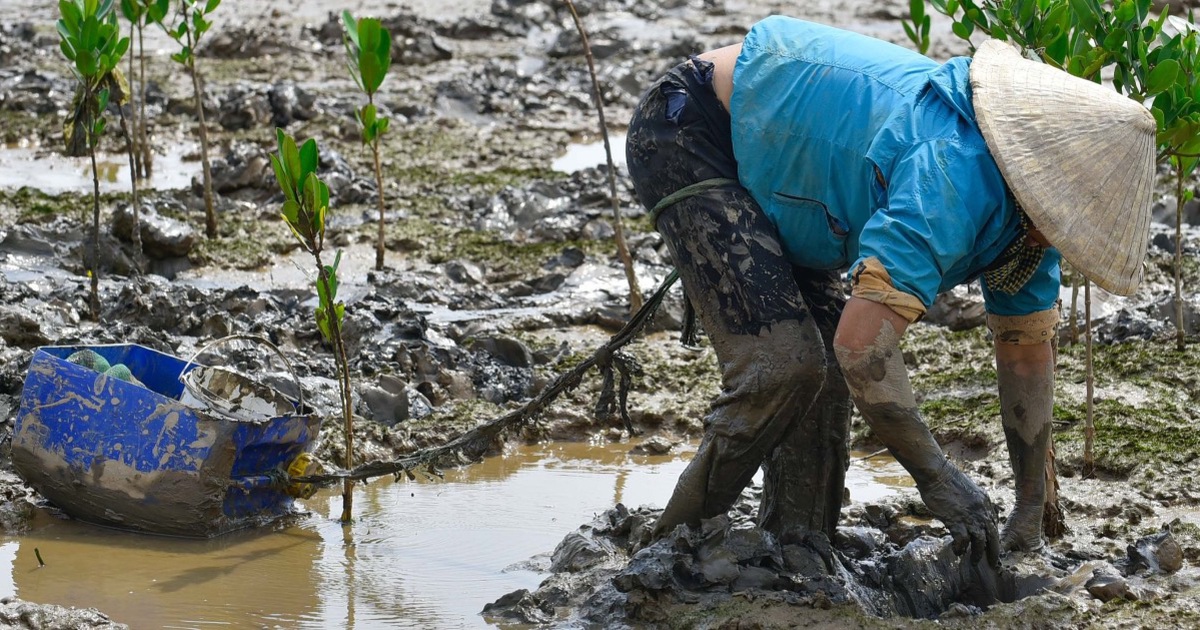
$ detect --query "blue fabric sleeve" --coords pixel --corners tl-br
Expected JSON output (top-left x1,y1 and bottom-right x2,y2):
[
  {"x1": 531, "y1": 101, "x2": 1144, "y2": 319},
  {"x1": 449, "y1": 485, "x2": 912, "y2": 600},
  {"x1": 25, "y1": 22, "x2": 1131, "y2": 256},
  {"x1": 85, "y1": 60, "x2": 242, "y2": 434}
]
[
  {"x1": 981, "y1": 248, "x2": 1063, "y2": 316},
  {"x1": 855, "y1": 141, "x2": 993, "y2": 308}
]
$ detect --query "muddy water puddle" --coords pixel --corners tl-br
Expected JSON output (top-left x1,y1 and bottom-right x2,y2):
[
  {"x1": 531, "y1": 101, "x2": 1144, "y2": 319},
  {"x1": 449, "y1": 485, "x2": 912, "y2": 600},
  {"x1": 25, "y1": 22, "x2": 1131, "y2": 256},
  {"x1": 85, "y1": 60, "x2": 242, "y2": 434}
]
[
  {"x1": 1, "y1": 442, "x2": 911, "y2": 628},
  {"x1": 0, "y1": 146, "x2": 200, "y2": 194},
  {"x1": 551, "y1": 135, "x2": 627, "y2": 173}
]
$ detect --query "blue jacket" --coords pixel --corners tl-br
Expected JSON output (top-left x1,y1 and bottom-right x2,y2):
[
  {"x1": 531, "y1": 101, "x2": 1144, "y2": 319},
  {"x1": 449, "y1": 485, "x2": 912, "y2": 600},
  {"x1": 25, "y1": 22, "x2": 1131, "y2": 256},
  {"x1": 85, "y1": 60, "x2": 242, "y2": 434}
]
[{"x1": 729, "y1": 16, "x2": 1060, "y2": 315}]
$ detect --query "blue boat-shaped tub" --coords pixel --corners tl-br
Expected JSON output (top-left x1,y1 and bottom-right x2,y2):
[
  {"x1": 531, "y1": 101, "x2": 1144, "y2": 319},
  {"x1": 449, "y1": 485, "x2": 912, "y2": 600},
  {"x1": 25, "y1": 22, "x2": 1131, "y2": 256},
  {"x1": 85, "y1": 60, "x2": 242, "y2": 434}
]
[{"x1": 12, "y1": 344, "x2": 322, "y2": 537}]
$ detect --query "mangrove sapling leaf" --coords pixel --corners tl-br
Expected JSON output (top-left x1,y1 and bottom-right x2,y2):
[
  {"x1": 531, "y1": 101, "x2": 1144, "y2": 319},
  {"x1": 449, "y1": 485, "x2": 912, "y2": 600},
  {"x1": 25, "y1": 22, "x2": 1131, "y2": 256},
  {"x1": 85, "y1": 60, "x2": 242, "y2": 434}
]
[
  {"x1": 343, "y1": 12, "x2": 394, "y2": 271},
  {"x1": 1148, "y1": 59, "x2": 1182, "y2": 96}
]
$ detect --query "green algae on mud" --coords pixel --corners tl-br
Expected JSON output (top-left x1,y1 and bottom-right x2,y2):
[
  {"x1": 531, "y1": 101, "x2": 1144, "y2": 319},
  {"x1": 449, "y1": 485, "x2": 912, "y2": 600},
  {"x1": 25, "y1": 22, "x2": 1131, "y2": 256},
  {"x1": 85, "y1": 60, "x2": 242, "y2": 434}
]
[{"x1": 0, "y1": 187, "x2": 129, "y2": 223}]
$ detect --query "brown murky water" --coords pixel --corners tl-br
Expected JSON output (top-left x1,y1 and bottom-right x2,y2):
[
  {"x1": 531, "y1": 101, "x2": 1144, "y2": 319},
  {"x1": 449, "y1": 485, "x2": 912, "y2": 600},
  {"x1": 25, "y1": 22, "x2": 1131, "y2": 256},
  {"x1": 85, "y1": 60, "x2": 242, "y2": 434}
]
[{"x1": 0, "y1": 441, "x2": 911, "y2": 629}]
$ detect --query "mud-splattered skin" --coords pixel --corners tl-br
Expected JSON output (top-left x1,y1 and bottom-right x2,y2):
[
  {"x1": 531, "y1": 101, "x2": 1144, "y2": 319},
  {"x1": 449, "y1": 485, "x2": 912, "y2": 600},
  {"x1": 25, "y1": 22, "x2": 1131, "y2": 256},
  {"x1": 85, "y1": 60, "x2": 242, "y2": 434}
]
[
  {"x1": 995, "y1": 341, "x2": 1054, "y2": 551},
  {"x1": 627, "y1": 60, "x2": 848, "y2": 540},
  {"x1": 834, "y1": 301, "x2": 1000, "y2": 567}
]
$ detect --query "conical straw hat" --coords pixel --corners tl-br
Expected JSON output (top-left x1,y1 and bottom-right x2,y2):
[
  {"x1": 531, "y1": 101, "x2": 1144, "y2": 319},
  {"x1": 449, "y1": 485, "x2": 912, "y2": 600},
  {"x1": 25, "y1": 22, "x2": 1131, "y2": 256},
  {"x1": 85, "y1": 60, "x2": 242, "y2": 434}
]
[{"x1": 970, "y1": 39, "x2": 1157, "y2": 296}]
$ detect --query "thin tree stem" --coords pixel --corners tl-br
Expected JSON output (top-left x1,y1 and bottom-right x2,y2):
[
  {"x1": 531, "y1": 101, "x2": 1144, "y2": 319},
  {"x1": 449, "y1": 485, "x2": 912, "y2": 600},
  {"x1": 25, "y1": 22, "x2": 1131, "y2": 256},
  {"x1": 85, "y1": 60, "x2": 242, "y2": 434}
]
[
  {"x1": 89, "y1": 145, "x2": 101, "y2": 320},
  {"x1": 138, "y1": 23, "x2": 152, "y2": 178},
  {"x1": 117, "y1": 105, "x2": 142, "y2": 254},
  {"x1": 370, "y1": 93, "x2": 387, "y2": 271},
  {"x1": 185, "y1": 21, "x2": 217, "y2": 239},
  {"x1": 1083, "y1": 279, "x2": 1095, "y2": 479},
  {"x1": 1069, "y1": 266, "x2": 1079, "y2": 345},
  {"x1": 564, "y1": 0, "x2": 642, "y2": 313},
  {"x1": 127, "y1": 19, "x2": 141, "y2": 178},
  {"x1": 1176, "y1": 158, "x2": 1186, "y2": 351},
  {"x1": 315, "y1": 250, "x2": 355, "y2": 523}
]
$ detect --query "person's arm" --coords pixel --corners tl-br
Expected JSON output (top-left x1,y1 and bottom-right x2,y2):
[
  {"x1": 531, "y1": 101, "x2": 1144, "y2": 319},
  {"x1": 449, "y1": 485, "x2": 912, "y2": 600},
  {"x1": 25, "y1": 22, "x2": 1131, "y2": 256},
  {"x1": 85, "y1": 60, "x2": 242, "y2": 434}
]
[
  {"x1": 991, "y1": 314, "x2": 1056, "y2": 551},
  {"x1": 834, "y1": 297, "x2": 1000, "y2": 567}
]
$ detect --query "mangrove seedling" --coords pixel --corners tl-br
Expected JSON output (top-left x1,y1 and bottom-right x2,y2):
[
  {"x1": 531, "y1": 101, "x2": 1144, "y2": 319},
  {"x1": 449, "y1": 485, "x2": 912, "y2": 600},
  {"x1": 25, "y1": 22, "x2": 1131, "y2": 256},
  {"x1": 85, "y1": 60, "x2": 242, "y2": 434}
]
[
  {"x1": 270, "y1": 128, "x2": 357, "y2": 523},
  {"x1": 58, "y1": 0, "x2": 131, "y2": 319},
  {"x1": 153, "y1": 0, "x2": 220, "y2": 239},
  {"x1": 342, "y1": 11, "x2": 392, "y2": 271},
  {"x1": 119, "y1": 0, "x2": 155, "y2": 179},
  {"x1": 563, "y1": 0, "x2": 643, "y2": 312}
]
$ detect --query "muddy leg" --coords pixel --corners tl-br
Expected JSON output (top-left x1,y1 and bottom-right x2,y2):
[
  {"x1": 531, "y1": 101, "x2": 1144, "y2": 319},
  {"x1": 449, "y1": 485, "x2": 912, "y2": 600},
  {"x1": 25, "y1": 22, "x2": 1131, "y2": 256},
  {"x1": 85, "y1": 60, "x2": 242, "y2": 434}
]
[
  {"x1": 759, "y1": 273, "x2": 849, "y2": 539},
  {"x1": 624, "y1": 61, "x2": 826, "y2": 539},
  {"x1": 996, "y1": 344, "x2": 1053, "y2": 551},
  {"x1": 649, "y1": 192, "x2": 826, "y2": 537}
]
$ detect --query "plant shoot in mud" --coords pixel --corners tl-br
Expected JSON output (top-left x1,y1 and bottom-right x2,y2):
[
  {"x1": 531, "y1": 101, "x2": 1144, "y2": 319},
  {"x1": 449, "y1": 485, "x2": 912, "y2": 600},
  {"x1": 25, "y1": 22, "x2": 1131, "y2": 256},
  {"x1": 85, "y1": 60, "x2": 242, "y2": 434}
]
[
  {"x1": 119, "y1": 0, "x2": 155, "y2": 180},
  {"x1": 152, "y1": 0, "x2": 220, "y2": 239},
  {"x1": 342, "y1": 12, "x2": 393, "y2": 272},
  {"x1": 270, "y1": 128, "x2": 357, "y2": 523},
  {"x1": 563, "y1": 0, "x2": 643, "y2": 313},
  {"x1": 57, "y1": 0, "x2": 131, "y2": 319}
]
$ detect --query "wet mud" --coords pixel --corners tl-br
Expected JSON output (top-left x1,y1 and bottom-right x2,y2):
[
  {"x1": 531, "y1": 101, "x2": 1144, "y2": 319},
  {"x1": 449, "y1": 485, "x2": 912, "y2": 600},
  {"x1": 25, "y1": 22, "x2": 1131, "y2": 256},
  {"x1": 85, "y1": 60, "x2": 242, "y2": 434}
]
[{"x1": 0, "y1": 0, "x2": 1198, "y2": 627}]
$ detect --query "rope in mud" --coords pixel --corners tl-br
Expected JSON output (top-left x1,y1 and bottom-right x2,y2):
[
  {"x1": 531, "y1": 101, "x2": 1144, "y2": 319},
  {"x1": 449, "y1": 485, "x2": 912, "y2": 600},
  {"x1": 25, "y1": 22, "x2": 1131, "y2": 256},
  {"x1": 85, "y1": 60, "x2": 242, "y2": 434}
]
[{"x1": 290, "y1": 269, "x2": 681, "y2": 485}]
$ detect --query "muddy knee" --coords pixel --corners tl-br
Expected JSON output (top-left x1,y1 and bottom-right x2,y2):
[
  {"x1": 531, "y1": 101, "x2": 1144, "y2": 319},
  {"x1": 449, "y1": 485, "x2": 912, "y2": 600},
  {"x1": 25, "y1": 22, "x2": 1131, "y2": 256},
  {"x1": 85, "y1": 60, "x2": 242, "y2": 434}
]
[{"x1": 729, "y1": 332, "x2": 826, "y2": 406}]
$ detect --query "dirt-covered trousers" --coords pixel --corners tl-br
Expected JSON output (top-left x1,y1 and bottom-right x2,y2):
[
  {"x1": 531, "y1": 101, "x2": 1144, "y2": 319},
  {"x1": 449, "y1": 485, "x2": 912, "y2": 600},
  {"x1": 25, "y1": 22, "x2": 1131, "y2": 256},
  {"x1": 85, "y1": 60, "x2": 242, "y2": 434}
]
[{"x1": 626, "y1": 58, "x2": 852, "y2": 539}]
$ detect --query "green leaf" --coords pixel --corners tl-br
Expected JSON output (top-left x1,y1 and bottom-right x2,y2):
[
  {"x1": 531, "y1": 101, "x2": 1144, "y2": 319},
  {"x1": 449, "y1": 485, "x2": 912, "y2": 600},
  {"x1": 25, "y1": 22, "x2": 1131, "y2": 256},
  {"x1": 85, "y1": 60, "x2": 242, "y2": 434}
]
[
  {"x1": 147, "y1": 0, "x2": 167, "y2": 23},
  {"x1": 903, "y1": 20, "x2": 919, "y2": 47},
  {"x1": 97, "y1": 87, "x2": 109, "y2": 111},
  {"x1": 1017, "y1": 0, "x2": 1035, "y2": 29},
  {"x1": 281, "y1": 198, "x2": 300, "y2": 226},
  {"x1": 342, "y1": 10, "x2": 359, "y2": 48},
  {"x1": 360, "y1": 55, "x2": 382, "y2": 95},
  {"x1": 1104, "y1": 29, "x2": 1126, "y2": 51},
  {"x1": 119, "y1": 0, "x2": 139, "y2": 21},
  {"x1": 340, "y1": 10, "x2": 357, "y2": 47},
  {"x1": 316, "y1": 307, "x2": 332, "y2": 341},
  {"x1": 952, "y1": 19, "x2": 973, "y2": 41},
  {"x1": 194, "y1": 13, "x2": 210, "y2": 37},
  {"x1": 59, "y1": 37, "x2": 76, "y2": 61},
  {"x1": 378, "y1": 26, "x2": 392, "y2": 66},
  {"x1": 1115, "y1": 0, "x2": 1136, "y2": 23},
  {"x1": 113, "y1": 33, "x2": 129, "y2": 58},
  {"x1": 909, "y1": 0, "x2": 924, "y2": 23},
  {"x1": 204, "y1": 0, "x2": 220, "y2": 14},
  {"x1": 1152, "y1": 104, "x2": 1166, "y2": 131},
  {"x1": 318, "y1": 179, "x2": 330, "y2": 217},
  {"x1": 1147, "y1": 58, "x2": 1181, "y2": 95},
  {"x1": 282, "y1": 133, "x2": 301, "y2": 189},
  {"x1": 97, "y1": 0, "x2": 115, "y2": 20},
  {"x1": 60, "y1": 0, "x2": 83, "y2": 33},
  {"x1": 270, "y1": 152, "x2": 295, "y2": 202},
  {"x1": 299, "y1": 138, "x2": 318, "y2": 184},
  {"x1": 77, "y1": 49, "x2": 98, "y2": 77}
]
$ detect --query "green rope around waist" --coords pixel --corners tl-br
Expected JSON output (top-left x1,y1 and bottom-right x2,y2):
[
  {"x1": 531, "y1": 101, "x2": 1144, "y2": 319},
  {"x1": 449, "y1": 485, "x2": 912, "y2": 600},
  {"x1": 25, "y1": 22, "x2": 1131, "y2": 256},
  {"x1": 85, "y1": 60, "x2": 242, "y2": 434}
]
[{"x1": 648, "y1": 177, "x2": 739, "y2": 226}]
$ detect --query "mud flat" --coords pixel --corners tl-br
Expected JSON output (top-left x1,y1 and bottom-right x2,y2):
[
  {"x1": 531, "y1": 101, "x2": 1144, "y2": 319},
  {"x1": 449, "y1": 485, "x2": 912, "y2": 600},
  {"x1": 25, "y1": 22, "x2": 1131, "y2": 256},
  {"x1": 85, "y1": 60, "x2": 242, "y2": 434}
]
[{"x1": 0, "y1": 0, "x2": 1198, "y2": 628}]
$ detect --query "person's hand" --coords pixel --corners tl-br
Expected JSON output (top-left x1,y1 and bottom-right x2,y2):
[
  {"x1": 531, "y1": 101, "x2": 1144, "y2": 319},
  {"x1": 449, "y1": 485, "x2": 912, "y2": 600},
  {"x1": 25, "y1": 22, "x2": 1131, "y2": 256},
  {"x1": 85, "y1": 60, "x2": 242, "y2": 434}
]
[{"x1": 918, "y1": 461, "x2": 1000, "y2": 568}]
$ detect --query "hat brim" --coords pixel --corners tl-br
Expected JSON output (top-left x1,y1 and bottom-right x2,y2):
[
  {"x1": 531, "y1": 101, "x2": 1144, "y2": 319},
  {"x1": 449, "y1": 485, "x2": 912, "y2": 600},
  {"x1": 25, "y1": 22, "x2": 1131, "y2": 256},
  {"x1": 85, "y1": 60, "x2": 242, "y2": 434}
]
[{"x1": 970, "y1": 40, "x2": 1156, "y2": 297}]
